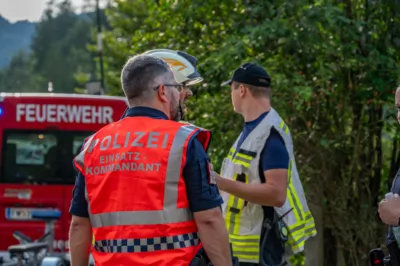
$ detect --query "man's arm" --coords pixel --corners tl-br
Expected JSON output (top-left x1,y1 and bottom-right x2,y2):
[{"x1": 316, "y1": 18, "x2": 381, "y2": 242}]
[
  {"x1": 183, "y1": 138, "x2": 232, "y2": 266},
  {"x1": 216, "y1": 128, "x2": 289, "y2": 207},
  {"x1": 68, "y1": 172, "x2": 92, "y2": 266},
  {"x1": 69, "y1": 215, "x2": 92, "y2": 266}
]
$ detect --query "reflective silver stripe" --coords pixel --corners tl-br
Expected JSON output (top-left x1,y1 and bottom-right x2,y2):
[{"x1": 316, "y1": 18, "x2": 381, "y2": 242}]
[
  {"x1": 305, "y1": 226, "x2": 316, "y2": 235},
  {"x1": 288, "y1": 185, "x2": 303, "y2": 220},
  {"x1": 289, "y1": 223, "x2": 305, "y2": 233},
  {"x1": 90, "y1": 209, "x2": 193, "y2": 227},
  {"x1": 75, "y1": 135, "x2": 95, "y2": 170},
  {"x1": 88, "y1": 125, "x2": 198, "y2": 228},
  {"x1": 290, "y1": 235, "x2": 305, "y2": 246}
]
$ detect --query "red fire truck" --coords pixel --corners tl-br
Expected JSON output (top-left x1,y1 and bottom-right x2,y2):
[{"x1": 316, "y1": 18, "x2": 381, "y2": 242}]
[{"x1": 0, "y1": 93, "x2": 127, "y2": 259}]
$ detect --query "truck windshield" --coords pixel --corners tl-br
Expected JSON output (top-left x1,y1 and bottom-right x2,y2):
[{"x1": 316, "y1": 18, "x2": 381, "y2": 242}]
[{"x1": 1, "y1": 130, "x2": 93, "y2": 185}]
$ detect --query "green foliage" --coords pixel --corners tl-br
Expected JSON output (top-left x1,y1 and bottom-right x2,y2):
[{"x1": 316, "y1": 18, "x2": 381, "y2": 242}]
[
  {"x1": 0, "y1": 0, "x2": 99, "y2": 93},
  {"x1": 31, "y1": 0, "x2": 97, "y2": 93},
  {"x1": 0, "y1": 51, "x2": 43, "y2": 92},
  {"x1": 101, "y1": 0, "x2": 400, "y2": 265}
]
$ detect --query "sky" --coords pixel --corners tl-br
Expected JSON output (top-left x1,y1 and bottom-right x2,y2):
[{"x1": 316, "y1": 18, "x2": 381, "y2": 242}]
[{"x1": 0, "y1": 0, "x2": 88, "y2": 22}]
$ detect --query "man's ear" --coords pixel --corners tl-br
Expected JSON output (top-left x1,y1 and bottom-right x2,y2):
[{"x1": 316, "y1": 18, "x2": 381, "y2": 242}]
[
  {"x1": 239, "y1": 84, "x2": 246, "y2": 98},
  {"x1": 157, "y1": 85, "x2": 168, "y2": 103}
]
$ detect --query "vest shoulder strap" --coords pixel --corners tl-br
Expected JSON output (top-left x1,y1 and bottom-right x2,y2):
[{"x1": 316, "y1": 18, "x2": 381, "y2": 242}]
[
  {"x1": 184, "y1": 124, "x2": 212, "y2": 153},
  {"x1": 238, "y1": 108, "x2": 294, "y2": 154},
  {"x1": 74, "y1": 134, "x2": 96, "y2": 173}
]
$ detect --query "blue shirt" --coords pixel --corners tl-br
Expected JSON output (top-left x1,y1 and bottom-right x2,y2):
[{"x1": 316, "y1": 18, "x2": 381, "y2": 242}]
[
  {"x1": 236, "y1": 111, "x2": 290, "y2": 180},
  {"x1": 69, "y1": 107, "x2": 223, "y2": 217},
  {"x1": 236, "y1": 111, "x2": 289, "y2": 263},
  {"x1": 388, "y1": 170, "x2": 400, "y2": 244},
  {"x1": 236, "y1": 111, "x2": 289, "y2": 219}
]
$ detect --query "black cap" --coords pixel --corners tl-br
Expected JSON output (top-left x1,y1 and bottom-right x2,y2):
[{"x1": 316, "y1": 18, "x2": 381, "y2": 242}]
[{"x1": 221, "y1": 63, "x2": 271, "y2": 87}]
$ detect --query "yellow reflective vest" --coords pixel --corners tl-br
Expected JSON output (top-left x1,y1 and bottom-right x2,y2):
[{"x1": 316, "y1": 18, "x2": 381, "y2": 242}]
[{"x1": 220, "y1": 108, "x2": 316, "y2": 263}]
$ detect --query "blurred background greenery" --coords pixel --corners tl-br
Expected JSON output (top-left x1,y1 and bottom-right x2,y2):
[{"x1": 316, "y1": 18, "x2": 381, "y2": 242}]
[{"x1": 1, "y1": 0, "x2": 400, "y2": 265}]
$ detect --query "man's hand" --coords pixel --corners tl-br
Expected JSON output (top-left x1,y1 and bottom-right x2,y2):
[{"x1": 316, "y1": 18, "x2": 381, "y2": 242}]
[{"x1": 379, "y1": 194, "x2": 400, "y2": 226}]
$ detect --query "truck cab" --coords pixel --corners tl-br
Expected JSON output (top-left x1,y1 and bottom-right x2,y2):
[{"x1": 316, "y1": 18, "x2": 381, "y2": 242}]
[{"x1": 0, "y1": 93, "x2": 127, "y2": 260}]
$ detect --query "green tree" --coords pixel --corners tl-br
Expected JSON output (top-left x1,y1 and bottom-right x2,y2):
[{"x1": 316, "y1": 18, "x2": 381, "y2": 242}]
[
  {"x1": 30, "y1": 0, "x2": 97, "y2": 93},
  {"x1": 0, "y1": 51, "x2": 42, "y2": 92},
  {"x1": 1, "y1": 0, "x2": 100, "y2": 93},
  {"x1": 102, "y1": 1, "x2": 400, "y2": 265}
]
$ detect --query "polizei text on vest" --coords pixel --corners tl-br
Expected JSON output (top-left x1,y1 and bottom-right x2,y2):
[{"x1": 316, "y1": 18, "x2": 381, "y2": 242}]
[{"x1": 84, "y1": 132, "x2": 169, "y2": 175}]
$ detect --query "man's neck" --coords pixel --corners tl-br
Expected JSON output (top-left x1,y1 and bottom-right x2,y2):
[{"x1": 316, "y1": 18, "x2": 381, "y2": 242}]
[
  {"x1": 242, "y1": 98, "x2": 271, "y2": 122},
  {"x1": 128, "y1": 102, "x2": 170, "y2": 119}
]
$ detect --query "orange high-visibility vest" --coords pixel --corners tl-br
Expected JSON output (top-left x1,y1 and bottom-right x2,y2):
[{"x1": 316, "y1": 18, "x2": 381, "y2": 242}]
[{"x1": 74, "y1": 116, "x2": 211, "y2": 266}]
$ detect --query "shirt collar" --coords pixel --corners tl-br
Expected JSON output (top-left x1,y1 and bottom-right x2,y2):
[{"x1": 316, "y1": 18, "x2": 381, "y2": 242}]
[
  {"x1": 245, "y1": 111, "x2": 269, "y2": 126},
  {"x1": 124, "y1": 107, "x2": 169, "y2": 120}
]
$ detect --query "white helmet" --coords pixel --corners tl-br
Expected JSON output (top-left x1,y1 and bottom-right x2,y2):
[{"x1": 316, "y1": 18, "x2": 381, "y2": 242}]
[{"x1": 143, "y1": 49, "x2": 203, "y2": 86}]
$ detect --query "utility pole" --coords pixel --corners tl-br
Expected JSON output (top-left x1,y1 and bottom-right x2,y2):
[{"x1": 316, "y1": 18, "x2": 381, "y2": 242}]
[{"x1": 96, "y1": 0, "x2": 105, "y2": 94}]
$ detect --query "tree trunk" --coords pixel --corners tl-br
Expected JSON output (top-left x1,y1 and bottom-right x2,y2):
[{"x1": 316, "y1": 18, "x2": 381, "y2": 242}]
[
  {"x1": 336, "y1": 246, "x2": 346, "y2": 266},
  {"x1": 305, "y1": 202, "x2": 324, "y2": 266}
]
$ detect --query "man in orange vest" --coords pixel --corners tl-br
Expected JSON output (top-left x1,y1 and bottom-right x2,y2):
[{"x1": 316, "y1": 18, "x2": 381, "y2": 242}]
[{"x1": 68, "y1": 54, "x2": 232, "y2": 266}]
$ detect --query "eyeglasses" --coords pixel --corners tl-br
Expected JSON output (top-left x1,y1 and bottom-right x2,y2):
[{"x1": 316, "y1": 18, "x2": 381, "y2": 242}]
[{"x1": 153, "y1": 84, "x2": 185, "y2": 93}]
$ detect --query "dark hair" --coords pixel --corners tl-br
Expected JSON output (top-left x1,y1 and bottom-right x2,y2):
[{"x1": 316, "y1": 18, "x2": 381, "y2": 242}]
[
  {"x1": 232, "y1": 81, "x2": 270, "y2": 98},
  {"x1": 121, "y1": 54, "x2": 171, "y2": 103}
]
